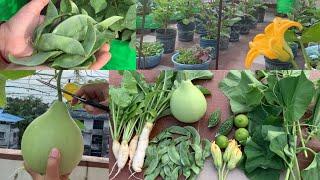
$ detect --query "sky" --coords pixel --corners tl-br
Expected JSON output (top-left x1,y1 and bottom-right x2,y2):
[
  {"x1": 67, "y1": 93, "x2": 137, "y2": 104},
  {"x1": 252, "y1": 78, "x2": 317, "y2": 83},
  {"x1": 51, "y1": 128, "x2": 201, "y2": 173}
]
[{"x1": 5, "y1": 70, "x2": 109, "y2": 104}]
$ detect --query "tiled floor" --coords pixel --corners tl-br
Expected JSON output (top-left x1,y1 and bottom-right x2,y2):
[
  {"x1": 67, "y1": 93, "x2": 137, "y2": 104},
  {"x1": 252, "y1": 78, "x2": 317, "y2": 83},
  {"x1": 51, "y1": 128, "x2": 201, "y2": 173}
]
[{"x1": 137, "y1": 10, "x2": 303, "y2": 70}]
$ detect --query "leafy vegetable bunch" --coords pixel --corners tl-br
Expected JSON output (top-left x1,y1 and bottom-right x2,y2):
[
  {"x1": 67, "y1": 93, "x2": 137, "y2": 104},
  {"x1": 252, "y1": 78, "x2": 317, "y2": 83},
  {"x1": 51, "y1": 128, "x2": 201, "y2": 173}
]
[
  {"x1": 219, "y1": 70, "x2": 320, "y2": 180},
  {"x1": 8, "y1": 0, "x2": 123, "y2": 69},
  {"x1": 135, "y1": 42, "x2": 164, "y2": 57},
  {"x1": 109, "y1": 70, "x2": 214, "y2": 179},
  {"x1": 152, "y1": 0, "x2": 177, "y2": 31},
  {"x1": 176, "y1": 46, "x2": 212, "y2": 65},
  {"x1": 144, "y1": 126, "x2": 211, "y2": 180},
  {"x1": 72, "y1": 0, "x2": 136, "y2": 47}
]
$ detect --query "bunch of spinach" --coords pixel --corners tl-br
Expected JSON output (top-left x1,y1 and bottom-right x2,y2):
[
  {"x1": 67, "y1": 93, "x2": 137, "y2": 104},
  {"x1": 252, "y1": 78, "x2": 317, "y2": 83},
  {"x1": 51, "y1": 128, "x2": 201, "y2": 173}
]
[
  {"x1": 8, "y1": 0, "x2": 122, "y2": 69},
  {"x1": 219, "y1": 71, "x2": 320, "y2": 180},
  {"x1": 144, "y1": 126, "x2": 211, "y2": 180},
  {"x1": 72, "y1": 0, "x2": 136, "y2": 47}
]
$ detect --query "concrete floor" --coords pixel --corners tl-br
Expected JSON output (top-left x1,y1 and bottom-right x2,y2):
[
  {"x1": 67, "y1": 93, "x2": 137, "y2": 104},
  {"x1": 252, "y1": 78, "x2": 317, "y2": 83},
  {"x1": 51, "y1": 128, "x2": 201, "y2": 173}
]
[{"x1": 137, "y1": 10, "x2": 303, "y2": 70}]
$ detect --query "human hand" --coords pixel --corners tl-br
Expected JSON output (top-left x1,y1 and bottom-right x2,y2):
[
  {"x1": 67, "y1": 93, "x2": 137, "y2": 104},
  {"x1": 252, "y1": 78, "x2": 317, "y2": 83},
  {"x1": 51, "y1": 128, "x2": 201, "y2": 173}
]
[
  {"x1": 25, "y1": 148, "x2": 70, "y2": 180},
  {"x1": 71, "y1": 82, "x2": 108, "y2": 115},
  {"x1": 0, "y1": 0, "x2": 111, "y2": 69}
]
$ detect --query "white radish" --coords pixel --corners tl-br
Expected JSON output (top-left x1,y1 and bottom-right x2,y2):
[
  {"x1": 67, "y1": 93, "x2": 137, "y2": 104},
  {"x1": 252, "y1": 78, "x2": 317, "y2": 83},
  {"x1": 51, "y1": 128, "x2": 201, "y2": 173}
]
[
  {"x1": 132, "y1": 122, "x2": 154, "y2": 172},
  {"x1": 110, "y1": 140, "x2": 129, "y2": 180},
  {"x1": 128, "y1": 135, "x2": 139, "y2": 170},
  {"x1": 112, "y1": 140, "x2": 121, "y2": 160}
]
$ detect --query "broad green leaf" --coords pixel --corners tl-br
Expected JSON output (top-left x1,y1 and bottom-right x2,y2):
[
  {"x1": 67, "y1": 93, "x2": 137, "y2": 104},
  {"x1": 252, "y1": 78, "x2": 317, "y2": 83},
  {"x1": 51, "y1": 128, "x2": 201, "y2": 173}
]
[
  {"x1": 97, "y1": 16, "x2": 123, "y2": 29},
  {"x1": 301, "y1": 22, "x2": 320, "y2": 43},
  {"x1": 45, "y1": 1, "x2": 58, "y2": 21},
  {"x1": 195, "y1": 85, "x2": 211, "y2": 95},
  {"x1": 301, "y1": 153, "x2": 320, "y2": 180},
  {"x1": 276, "y1": 72, "x2": 315, "y2": 122},
  {"x1": 123, "y1": 5, "x2": 136, "y2": 30},
  {"x1": 8, "y1": 51, "x2": 62, "y2": 66},
  {"x1": 109, "y1": 87, "x2": 133, "y2": 107},
  {"x1": 121, "y1": 71, "x2": 138, "y2": 94},
  {"x1": 246, "y1": 167, "x2": 281, "y2": 180},
  {"x1": 176, "y1": 70, "x2": 214, "y2": 82}
]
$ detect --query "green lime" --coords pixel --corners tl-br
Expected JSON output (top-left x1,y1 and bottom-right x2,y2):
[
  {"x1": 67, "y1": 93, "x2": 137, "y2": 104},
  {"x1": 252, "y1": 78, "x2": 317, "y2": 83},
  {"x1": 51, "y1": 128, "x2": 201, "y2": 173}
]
[
  {"x1": 216, "y1": 135, "x2": 229, "y2": 149},
  {"x1": 234, "y1": 114, "x2": 249, "y2": 128},
  {"x1": 235, "y1": 128, "x2": 249, "y2": 142}
]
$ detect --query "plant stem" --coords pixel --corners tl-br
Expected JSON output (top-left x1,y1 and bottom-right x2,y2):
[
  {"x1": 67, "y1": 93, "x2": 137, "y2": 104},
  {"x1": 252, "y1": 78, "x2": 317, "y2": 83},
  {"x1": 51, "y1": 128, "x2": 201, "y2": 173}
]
[
  {"x1": 223, "y1": 169, "x2": 229, "y2": 180},
  {"x1": 57, "y1": 70, "x2": 63, "y2": 102},
  {"x1": 289, "y1": 57, "x2": 299, "y2": 69},
  {"x1": 297, "y1": 120, "x2": 308, "y2": 158},
  {"x1": 298, "y1": 38, "x2": 312, "y2": 69}
]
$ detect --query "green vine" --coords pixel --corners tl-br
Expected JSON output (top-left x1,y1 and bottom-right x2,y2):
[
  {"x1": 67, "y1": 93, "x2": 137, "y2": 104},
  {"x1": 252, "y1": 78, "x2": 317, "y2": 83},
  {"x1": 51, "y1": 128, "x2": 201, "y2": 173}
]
[{"x1": 57, "y1": 70, "x2": 63, "y2": 102}]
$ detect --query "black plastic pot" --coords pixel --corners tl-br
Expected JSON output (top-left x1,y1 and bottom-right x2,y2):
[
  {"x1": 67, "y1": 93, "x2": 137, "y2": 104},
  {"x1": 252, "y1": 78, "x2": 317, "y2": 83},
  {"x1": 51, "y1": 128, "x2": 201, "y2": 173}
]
[
  {"x1": 230, "y1": 23, "x2": 240, "y2": 42},
  {"x1": 220, "y1": 36, "x2": 230, "y2": 50},
  {"x1": 240, "y1": 17, "x2": 251, "y2": 35},
  {"x1": 156, "y1": 29, "x2": 177, "y2": 54},
  {"x1": 264, "y1": 57, "x2": 293, "y2": 70},
  {"x1": 257, "y1": 8, "x2": 266, "y2": 23},
  {"x1": 177, "y1": 21, "x2": 195, "y2": 42},
  {"x1": 200, "y1": 36, "x2": 217, "y2": 59},
  {"x1": 195, "y1": 19, "x2": 207, "y2": 35}
]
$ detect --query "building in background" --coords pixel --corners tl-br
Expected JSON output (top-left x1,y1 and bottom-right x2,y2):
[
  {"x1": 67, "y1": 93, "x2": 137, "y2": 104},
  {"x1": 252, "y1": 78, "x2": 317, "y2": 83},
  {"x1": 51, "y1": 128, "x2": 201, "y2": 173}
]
[
  {"x1": 70, "y1": 109, "x2": 109, "y2": 158},
  {"x1": 0, "y1": 109, "x2": 23, "y2": 149}
]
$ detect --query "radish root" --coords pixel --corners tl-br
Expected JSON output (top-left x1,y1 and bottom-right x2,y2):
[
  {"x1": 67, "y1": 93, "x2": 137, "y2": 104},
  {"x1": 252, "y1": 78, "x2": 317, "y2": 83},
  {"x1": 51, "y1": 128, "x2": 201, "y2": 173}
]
[
  {"x1": 132, "y1": 122, "x2": 153, "y2": 172},
  {"x1": 128, "y1": 135, "x2": 139, "y2": 171},
  {"x1": 110, "y1": 140, "x2": 129, "y2": 180}
]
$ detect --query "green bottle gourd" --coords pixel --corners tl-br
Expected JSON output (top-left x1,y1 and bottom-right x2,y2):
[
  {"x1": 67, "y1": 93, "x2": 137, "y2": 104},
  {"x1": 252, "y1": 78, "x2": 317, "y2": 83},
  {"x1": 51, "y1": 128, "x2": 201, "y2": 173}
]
[
  {"x1": 21, "y1": 101, "x2": 84, "y2": 175},
  {"x1": 170, "y1": 80, "x2": 207, "y2": 123}
]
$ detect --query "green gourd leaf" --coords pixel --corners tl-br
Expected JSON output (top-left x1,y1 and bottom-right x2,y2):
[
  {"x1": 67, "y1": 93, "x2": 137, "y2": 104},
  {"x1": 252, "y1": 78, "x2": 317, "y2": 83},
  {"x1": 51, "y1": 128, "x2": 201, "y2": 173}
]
[
  {"x1": 45, "y1": 1, "x2": 59, "y2": 22},
  {"x1": 89, "y1": 0, "x2": 108, "y2": 14},
  {"x1": 60, "y1": 0, "x2": 72, "y2": 14},
  {"x1": 8, "y1": 51, "x2": 62, "y2": 66},
  {"x1": 97, "y1": 16, "x2": 123, "y2": 30},
  {"x1": 37, "y1": 33, "x2": 85, "y2": 56}
]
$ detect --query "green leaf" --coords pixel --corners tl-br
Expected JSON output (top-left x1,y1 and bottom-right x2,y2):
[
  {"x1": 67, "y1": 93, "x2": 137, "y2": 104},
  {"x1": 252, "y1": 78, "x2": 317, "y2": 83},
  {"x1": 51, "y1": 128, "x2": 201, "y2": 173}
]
[
  {"x1": 0, "y1": 71, "x2": 34, "y2": 80},
  {"x1": 74, "y1": 119, "x2": 85, "y2": 130},
  {"x1": 246, "y1": 167, "x2": 281, "y2": 180},
  {"x1": 97, "y1": 16, "x2": 124, "y2": 29},
  {"x1": 301, "y1": 22, "x2": 320, "y2": 43},
  {"x1": 219, "y1": 71, "x2": 265, "y2": 113},
  {"x1": 121, "y1": 71, "x2": 138, "y2": 94},
  {"x1": 0, "y1": 76, "x2": 6, "y2": 108},
  {"x1": 195, "y1": 85, "x2": 211, "y2": 95},
  {"x1": 301, "y1": 153, "x2": 320, "y2": 180},
  {"x1": 109, "y1": 87, "x2": 133, "y2": 107},
  {"x1": 276, "y1": 72, "x2": 315, "y2": 122},
  {"x1": 285, "y1": 29, "x2": 299, "y2": 42},
  {"x1": 176, "y1": 70, "x2": 214, "y2": 81},
  {"x1": 89, "y1": 0, "x2": 108, "y2": 14}
]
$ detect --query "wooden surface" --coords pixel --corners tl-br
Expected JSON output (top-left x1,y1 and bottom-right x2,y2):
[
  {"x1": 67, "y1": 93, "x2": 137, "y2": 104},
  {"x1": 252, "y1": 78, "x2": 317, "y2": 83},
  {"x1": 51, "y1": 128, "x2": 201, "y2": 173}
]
[{"x1": 109, "y1": 70, "x2": 320, "y2": 180}]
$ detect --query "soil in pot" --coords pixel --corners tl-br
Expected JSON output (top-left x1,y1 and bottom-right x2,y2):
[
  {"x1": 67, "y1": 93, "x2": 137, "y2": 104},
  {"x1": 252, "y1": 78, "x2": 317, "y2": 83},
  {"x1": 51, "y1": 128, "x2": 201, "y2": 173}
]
[
  {"x1": 177, "y1": 21, "x2": 195, "y2": 42},
  {"x1": 156, "y1": 29, "x2": 177, "y2": 54},
  {"x1": 171, "y1": 52, "x2": 211, "y2": 70},
  {"x1": 240, "y1": 17, "x2": 251, "y2": 35},
  {"x1": 230, "y1": 23, "x2": 241, "y2": 42},
  {"x1": 219, "y1": 36, "x2": 230, "y2": 50},
  {"x1": 264, "y1": 57, "x2": 293, "y2": 70},
  {"x1": 200, "y1": 36, "x2": 217, "y2": 59}
]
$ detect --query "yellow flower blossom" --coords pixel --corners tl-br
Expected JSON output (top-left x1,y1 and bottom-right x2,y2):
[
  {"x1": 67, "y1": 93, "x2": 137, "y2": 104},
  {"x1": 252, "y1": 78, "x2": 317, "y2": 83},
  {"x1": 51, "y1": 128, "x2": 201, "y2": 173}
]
[{"x1": 245, "y1": 17, "x2": 303, "y2": 68}]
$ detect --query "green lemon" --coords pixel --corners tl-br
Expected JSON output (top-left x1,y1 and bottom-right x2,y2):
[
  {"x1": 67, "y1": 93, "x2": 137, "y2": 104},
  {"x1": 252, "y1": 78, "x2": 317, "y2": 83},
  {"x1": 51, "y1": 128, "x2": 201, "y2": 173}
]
[
  {"x1": 216, "y1": 135, "x2": 229, "y2": 149},
  {"x1": 234, "y1": 114, "x2": 249, "y2": 128},
  {"x1": 235, "y1": 128, "x2": 249, "y2": 142}
]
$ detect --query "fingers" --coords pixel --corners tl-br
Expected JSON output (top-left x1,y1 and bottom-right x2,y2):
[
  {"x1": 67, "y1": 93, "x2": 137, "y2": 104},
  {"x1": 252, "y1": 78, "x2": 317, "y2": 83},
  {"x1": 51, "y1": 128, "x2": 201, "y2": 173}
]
[
  {"x1": 45, "y1": 148, "x2": 60, "y2": 179},
  {"x1": 38, "y1": 15, "x2": 45, "y2": 25},
  {"x1": 91, "y1": 44, "x2": 111, "y2": 70},
  {"x1": 23, "y1": 0, "x2": 50, "y2": 16}
]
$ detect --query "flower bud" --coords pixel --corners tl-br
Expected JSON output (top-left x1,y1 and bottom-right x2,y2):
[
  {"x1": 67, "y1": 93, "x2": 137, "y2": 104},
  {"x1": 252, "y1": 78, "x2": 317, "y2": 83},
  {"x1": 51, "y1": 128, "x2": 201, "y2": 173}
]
[
  {"x1": 223, "y1": 139, "x2": 237, "y2": 162},
  {"x1": 227, "y1": 147, "x2": 242, "y2": 170},
  {"x1": 211, "y1": 141, "x2": 222, "y2": 169}
]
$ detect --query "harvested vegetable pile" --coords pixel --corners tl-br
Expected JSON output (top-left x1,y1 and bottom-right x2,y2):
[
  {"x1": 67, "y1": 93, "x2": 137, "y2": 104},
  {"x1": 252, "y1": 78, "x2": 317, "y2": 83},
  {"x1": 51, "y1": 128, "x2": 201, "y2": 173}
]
[
  {"x1": 109, "y1": 70, "x2": 214, "y2": 179},
  {"x1": 144, "y1": 126, "x2": 211, "y2": 180},
  {"x1": 8, "y1": 0, "x2": 123, "y2": 69},
  {"x1": 219, "y1": 70, "x2": 320, "y2": 180}
]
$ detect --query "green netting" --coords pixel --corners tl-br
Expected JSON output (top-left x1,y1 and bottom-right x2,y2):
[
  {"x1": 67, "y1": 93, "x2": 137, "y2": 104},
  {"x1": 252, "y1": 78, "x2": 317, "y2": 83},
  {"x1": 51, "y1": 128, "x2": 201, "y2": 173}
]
[
  {"x1": 277, "y1": 0, "x2": 295, "y2": 14},
  {"x1": 0, "y1": 0, "x2": 27, "y2": 21},
  {"x1": 137, "y1": 14, "x2": 161, "y2": 29},
  {"x1": 102, "y1": 40, "x2": 136, "y2": 70}
]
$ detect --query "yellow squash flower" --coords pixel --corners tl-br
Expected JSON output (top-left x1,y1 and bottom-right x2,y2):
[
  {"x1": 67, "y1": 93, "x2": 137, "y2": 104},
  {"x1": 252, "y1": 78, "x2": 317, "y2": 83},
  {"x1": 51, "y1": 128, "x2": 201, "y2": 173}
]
[
  {"x1": 211, "y1": 141, "x2": 223, "y2": 168},
  {"x1": 63, "y1": 83, "x2": 79, "y2": 101},
  {"x1": 245, "y1": 17, "x2": 303, "y2": 68}
]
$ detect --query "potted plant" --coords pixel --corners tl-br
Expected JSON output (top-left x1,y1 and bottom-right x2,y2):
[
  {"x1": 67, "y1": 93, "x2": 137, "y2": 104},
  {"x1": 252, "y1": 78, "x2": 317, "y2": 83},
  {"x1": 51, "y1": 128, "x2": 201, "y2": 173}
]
[
  {"x1": 176, "y1": 0, "x2": 201, "y2": 42},
  {"x1": 171, "y1": 45, "x2": 212, "y2": 70},
  {"x1": 136, "y1": 42, "x2": 164, "y2": 69},
  {"x1": 237, "y1": 1, "x2": 256, "y2": 34},
  {"x1": 153, "y1": 0, "x2": 177, "y2": 54},
  {"x1": 224, "y1": 2, "x2": 242, "y2": 42},
  {"x1": 253, "y1": 0, "x2": 268, "y2": 23},
  {"x1": 198, "y1": 2, "x2": 218, "y2": 59}
]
